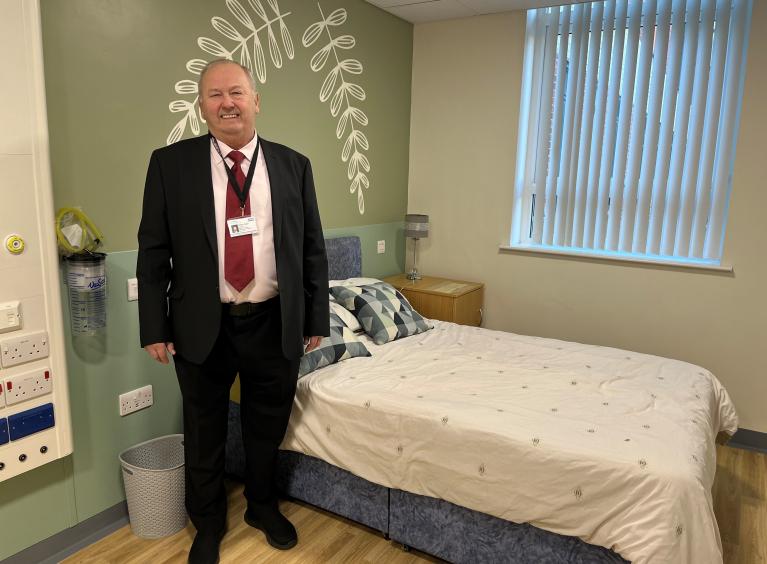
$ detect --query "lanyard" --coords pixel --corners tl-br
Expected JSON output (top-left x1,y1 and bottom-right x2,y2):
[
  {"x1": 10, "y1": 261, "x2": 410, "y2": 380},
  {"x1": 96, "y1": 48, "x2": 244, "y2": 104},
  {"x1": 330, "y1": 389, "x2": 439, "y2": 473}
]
[{"x1": 211, "y1": 134, "x2": 260, "y2": 213}]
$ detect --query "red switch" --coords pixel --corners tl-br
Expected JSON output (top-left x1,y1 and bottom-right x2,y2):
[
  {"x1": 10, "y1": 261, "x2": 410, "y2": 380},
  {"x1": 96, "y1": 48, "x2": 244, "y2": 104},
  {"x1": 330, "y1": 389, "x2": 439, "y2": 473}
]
[
  {"x1": 6, "y1": 382, "x2": 11, "y2": 390},
  {"x1": 44, "y1": 371, "x2": 50, "y2": 380}
]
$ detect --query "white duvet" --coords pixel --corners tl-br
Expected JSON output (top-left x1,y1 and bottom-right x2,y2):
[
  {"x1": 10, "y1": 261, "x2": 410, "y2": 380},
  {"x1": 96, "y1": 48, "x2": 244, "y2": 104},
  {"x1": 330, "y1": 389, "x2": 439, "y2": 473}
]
[{"x1": 281, "y1": 321, "x2": 738, "y2": 563}]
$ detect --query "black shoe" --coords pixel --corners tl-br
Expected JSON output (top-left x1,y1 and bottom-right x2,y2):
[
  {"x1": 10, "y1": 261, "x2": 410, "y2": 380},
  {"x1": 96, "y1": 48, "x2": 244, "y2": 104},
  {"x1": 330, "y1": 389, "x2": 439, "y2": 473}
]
[
  {"x1": 244, "y1": 503, "x2": 297, "y2": 550},
  {"x1": 188, "y1": 529, "x2": 225, "y2": 564}
]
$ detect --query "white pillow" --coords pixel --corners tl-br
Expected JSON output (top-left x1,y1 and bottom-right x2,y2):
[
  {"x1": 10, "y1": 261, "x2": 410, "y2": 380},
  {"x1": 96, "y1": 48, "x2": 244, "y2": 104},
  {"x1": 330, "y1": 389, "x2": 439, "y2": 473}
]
[
  {"x1": 329, "y1": 300, "x2": 362, "y2": 332},
  {"x1": 329, "y1": 277, "x2": 383, "y2": 288}
]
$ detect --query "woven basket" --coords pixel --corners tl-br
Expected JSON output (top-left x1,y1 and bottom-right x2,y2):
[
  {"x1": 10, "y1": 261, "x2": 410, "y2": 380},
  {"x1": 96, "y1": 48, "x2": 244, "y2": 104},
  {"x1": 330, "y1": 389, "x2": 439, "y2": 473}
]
[{"x1": 119, "y1": 434, "x2": 187, "y2": 538}]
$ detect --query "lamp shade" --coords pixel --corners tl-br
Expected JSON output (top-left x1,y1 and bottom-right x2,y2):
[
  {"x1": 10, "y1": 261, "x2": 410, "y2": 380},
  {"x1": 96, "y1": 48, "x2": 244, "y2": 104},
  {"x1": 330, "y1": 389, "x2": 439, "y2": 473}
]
[{"x1": 405, "y1": 214, "x2": 429, "y2": 239}]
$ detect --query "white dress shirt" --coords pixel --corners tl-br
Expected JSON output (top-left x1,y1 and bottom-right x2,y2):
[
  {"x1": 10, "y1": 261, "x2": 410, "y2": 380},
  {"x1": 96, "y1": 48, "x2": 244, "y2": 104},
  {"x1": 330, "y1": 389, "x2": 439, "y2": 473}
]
[{"x1": 210, "y1": 132, "x2": 279, "y2": 303}]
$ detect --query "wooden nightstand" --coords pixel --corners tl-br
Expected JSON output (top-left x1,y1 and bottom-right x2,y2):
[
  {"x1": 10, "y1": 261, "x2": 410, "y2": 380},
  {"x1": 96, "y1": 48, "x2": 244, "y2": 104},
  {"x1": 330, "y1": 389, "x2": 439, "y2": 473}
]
[{"x1": 384, "y1": 274, "x2": 484, "y2": 326}]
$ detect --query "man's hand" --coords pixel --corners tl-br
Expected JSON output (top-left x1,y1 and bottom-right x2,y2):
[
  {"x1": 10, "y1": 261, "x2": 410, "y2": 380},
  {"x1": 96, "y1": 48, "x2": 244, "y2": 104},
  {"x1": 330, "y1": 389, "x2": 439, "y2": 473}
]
[
  {"x1": 303, "y1": 336, "x2": 322, "y2": 353},
  {"x1": 145, "y1": 342, "x2": 176, "y2": 364}
]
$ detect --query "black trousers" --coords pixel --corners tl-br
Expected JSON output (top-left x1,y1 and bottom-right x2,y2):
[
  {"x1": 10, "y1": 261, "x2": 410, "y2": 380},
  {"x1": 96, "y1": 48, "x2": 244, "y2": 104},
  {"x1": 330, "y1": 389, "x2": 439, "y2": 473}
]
[{"x1": 173, "y1": 296, "x2": 299, "y2": 534}]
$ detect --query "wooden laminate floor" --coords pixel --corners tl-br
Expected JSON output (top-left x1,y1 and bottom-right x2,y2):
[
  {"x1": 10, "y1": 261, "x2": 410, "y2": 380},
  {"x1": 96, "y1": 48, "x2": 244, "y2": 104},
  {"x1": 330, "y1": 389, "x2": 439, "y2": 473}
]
[{"x1": 65, "y1": 445, "x2": 766, "y2": 563}]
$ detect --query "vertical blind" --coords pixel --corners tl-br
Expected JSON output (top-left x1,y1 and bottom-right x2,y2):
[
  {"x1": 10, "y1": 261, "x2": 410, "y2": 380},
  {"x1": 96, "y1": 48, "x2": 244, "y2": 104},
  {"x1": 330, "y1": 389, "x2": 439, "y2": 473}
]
[{"x1": 511, "y1": 0, "x2": 751, "y2": 263}]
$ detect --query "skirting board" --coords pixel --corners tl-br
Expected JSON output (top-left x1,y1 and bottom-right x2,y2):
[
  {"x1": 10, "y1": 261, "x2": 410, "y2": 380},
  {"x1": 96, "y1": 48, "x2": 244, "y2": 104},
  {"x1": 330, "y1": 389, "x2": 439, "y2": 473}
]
[
  {"x1": 729, "y1": 428, "x2": 767, "y2": 454},
  {"x1": 0, "y1": 501, "x2": 128, "y2": 564}
]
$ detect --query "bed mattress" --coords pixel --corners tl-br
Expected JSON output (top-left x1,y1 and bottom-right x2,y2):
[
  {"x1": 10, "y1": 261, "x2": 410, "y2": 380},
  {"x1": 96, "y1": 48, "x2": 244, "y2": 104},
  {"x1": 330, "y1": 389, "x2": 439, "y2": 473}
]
[{"x1": 281, "y1": 321, "x2": 737, "y2": 563}]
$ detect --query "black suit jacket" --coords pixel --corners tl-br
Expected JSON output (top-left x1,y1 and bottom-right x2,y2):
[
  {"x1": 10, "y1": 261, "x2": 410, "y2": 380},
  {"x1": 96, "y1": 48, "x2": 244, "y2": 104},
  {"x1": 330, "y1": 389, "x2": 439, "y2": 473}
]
[{"x1": 137, "y1": 134, "x2": 329, "y2": 364}]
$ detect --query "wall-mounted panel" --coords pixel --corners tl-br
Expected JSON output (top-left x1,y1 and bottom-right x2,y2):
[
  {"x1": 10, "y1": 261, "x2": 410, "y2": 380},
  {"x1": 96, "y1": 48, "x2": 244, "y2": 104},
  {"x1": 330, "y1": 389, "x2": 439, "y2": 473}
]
[
  {"x1": 0, "y1": 0, "x2": 73, "y2": 483},
  {"x1": 0, "y1": 0, "x2": 34, "y2": 155}
]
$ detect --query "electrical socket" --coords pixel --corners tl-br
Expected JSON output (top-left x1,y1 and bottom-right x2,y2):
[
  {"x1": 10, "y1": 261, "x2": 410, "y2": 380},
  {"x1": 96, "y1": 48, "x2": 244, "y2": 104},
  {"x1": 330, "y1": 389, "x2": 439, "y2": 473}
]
[
  {"x1": 0, "y1": 331, "x2": 49, "y2": 368},
  {"x1": 119, "y1": 385, "x2": 153, "y2": 416},
  {"x1": 3, "y1": 367, "x2": 53, "y2": 406}
]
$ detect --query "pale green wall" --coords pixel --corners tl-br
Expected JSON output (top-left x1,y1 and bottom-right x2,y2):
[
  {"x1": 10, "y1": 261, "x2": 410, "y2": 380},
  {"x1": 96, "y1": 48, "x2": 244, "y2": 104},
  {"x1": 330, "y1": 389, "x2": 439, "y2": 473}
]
[
  {"x1": 42, "y1": 0, "x2": 412, "y2": 250},
  {"x1": 0, "y1": 0, "x2": 411, "y2": 559},
  {"x1": 408, "y1": 9, "x2": 767, "y2": 432},
  {"x1": 63, "y1": 253, "x2": 186, "y2": 521},
  {"x1": 0, "y1": 459, "x2": 76, "y2": 558}
]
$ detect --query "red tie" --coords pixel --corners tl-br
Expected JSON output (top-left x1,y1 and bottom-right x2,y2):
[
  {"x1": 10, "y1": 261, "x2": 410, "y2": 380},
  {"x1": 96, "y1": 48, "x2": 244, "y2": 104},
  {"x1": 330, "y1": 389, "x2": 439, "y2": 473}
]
[{"x1": 224, "y1": 150, "x2": 254, "y2": 292}]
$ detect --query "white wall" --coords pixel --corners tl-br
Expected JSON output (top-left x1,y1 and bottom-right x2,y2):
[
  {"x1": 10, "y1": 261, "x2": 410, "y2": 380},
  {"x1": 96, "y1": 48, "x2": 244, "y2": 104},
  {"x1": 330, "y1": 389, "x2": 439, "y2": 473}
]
[{"x1": 407, "y1": 6, "x2": 767, "y2": 432}]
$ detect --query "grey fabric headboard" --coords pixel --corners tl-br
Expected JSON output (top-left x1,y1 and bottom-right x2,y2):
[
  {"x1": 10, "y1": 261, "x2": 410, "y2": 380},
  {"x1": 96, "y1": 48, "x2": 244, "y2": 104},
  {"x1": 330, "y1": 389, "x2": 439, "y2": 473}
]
[{"x1": 325, "y1": 236, "x2": 362, "y2": 280}]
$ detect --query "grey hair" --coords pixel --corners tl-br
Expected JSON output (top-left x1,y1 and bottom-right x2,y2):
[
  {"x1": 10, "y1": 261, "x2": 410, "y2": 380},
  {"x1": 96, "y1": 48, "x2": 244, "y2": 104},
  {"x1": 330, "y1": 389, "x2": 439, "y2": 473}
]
[{"x1": 197, "y1": 59, "x2": 258, "y2": 96}]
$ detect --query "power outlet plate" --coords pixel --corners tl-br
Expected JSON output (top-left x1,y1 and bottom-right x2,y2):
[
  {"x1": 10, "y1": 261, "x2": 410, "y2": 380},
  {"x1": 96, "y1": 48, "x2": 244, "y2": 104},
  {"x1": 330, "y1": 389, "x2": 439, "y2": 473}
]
[
  {"x1": 119, "y1": 385, "x2": 153, "y2": 416},
  {"x1": 3, "y1": 367, "x2": 53, "y2": 406},
  {"x1": 377, "y1": 240, "x2": 385, "y2": 254},
  {"x1": 0, "y1": 331, "x2": 49, "y2": 368}
]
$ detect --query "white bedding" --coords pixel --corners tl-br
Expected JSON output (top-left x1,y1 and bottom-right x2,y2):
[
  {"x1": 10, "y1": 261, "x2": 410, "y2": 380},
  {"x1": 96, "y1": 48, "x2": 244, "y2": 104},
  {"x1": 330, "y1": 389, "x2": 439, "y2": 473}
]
[{"x1": 281, "y1": 321, "x2": 737, "y2": 563}]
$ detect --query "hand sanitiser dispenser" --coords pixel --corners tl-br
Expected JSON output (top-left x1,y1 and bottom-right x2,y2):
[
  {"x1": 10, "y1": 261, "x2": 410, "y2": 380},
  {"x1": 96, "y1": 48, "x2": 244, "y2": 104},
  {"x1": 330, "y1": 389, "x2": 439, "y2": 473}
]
[{"x1": 0, "y1": 0, "x2": 73, "y2": 481}]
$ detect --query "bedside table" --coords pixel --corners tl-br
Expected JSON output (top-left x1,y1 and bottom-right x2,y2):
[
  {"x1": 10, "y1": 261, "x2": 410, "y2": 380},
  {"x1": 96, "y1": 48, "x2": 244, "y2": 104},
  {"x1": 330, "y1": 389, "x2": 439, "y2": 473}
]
[{"x1": 384, "y1": 274, "x2": 484, "y2": 326}]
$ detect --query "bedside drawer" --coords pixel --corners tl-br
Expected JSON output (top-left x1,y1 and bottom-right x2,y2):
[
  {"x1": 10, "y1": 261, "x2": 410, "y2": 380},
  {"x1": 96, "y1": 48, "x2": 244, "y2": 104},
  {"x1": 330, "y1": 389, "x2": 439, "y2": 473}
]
[
  {"x1": 400, "y1": 286, "x2": 483, "y2": 327},
  {"x1": 453, "y1": 287, "x2": 483, "y2": 326},
  {"x1": 385, "y1": 274, "x2": 484, "y2": 327}
]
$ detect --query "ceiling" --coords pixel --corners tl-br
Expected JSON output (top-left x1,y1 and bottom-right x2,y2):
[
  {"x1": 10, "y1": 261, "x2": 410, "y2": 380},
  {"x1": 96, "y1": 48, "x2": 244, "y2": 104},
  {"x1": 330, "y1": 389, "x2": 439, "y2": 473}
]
[{"x1": 364, "y1": 0, "x2": 587, "y2": 24}]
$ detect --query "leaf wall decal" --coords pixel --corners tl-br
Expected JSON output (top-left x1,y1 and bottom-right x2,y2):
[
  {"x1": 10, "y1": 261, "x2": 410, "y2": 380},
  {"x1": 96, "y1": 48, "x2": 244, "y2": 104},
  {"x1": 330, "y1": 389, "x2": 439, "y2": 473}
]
[
  {"x1": 198, "y1": 37, "x2": 229, "y2": 57},
  {"x1": 175, "y1": 79, "x2": 198, "y2": 94},
  {"x1": 186, "y1": 59, "x2": 208, "y2": 74},
  {"x1": 226, "y1": 0, "x2": 254, "y2": 30},
  {"x1": 247, "y1": 0, "x2": 267, "y2": 21},
  {"x1": 211, "y1": 17, "x2": 243, "y2": 41},
  {"x1": 304, "y1": 4, "x2": 372, "y2": 214},
  {"x1": 326, "y1": 8, "x2": 347, "y2": 26}
]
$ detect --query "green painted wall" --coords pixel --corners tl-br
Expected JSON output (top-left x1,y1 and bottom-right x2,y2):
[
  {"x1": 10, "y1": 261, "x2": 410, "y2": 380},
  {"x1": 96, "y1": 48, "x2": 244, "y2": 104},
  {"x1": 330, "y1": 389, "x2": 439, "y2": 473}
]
[
  {"x1": 42, "y1": 0, "x2": 413, "y2": 250},
  {"x1": 62, "y1": 253, "x2": 185, "y2": 522},
  {"x1": 0, "y1": 1, "x2": 411, "y2": 559},
  {"x1": 0, "y1": 459, "x2": 76, "y2": 558}
]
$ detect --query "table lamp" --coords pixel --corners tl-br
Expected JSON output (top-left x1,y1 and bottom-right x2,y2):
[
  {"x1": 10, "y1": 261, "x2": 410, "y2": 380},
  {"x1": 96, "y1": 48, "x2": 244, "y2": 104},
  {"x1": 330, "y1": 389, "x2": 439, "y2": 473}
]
[{"x1": 405, "y1": 214, "x2": 429, "y2": 280}]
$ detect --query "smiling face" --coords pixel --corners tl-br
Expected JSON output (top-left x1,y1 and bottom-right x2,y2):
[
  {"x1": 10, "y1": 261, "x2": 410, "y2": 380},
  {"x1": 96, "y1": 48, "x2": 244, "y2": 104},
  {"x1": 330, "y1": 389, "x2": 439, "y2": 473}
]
[{"x1": 198, "y1": 61, "x2": 260, "y2": 149}]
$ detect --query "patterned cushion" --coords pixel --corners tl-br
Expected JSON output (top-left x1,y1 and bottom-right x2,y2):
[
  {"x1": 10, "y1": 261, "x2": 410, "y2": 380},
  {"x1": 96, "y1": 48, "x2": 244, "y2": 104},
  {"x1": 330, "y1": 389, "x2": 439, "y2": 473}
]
[
  {"x1": 330, "y1": 282, "x2": 432, "y2": 345},
  {"x1": 330, "y1": 300, "x2": 362, "y2": 332},
  {"x1": 299, "y1": 311, "x2": 371, "y2": 377}
]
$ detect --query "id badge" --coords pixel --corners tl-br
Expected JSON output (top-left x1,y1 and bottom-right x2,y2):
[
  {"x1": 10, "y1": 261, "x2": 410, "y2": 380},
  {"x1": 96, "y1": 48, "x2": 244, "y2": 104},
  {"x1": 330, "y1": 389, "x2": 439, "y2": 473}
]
[{"x1": 227, "y1": 215, "x2": 258, "y2": 237}]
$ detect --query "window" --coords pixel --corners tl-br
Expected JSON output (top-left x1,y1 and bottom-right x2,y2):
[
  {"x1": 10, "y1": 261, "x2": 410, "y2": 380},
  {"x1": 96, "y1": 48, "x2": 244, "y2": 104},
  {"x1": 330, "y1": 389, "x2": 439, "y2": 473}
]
[{"x1": 510, "y1": 0, "x2": 752, "y2": 266}]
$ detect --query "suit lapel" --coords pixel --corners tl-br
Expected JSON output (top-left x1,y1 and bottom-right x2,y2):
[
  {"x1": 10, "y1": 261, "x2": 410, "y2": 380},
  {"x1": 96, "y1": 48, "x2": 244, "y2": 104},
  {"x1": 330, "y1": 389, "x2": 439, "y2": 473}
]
[
  {"x1": 260, "y1": 139, "x2": 284, "y2": 251},
  {"x1": 191, "y1": 135, "x2": 217, "y2": 260}
]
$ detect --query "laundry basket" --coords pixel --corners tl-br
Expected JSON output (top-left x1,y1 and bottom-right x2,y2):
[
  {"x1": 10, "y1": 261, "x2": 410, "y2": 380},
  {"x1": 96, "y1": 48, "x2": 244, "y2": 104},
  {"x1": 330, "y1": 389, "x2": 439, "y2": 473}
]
[{"x1": 119, "y1": 434, "x2": 187, "y2": 538}]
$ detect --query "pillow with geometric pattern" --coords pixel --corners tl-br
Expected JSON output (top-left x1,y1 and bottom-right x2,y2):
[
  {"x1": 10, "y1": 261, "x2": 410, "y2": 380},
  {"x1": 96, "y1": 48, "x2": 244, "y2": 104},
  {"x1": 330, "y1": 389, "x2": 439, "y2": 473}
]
[
  {"x1": 329, "y1": 281, "x2": 432, "y2": 345},
  {"x1": 298, "y1": 311, "x2": 371, "y2": 377}
]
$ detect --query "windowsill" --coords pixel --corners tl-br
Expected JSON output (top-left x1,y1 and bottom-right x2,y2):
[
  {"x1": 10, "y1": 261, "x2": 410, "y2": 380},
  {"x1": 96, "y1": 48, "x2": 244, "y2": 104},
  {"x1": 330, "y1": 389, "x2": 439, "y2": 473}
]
[{"x1": 499, "y1": 244, "x2": 734, "y2": 273}]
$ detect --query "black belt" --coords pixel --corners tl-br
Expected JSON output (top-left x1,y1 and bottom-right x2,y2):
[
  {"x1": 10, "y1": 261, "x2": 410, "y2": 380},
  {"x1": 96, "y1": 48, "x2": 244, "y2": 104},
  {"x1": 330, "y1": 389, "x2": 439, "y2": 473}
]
[{"x1": 223, "y1": 296, "x2": 279, "y2": 317}]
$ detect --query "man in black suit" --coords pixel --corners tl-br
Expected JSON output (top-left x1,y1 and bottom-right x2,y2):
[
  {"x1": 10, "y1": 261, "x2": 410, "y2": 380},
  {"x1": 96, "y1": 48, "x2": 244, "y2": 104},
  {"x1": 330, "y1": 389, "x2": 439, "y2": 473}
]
[{"x1": 137, "y1": 59, "x2": 329, "y2": 564}]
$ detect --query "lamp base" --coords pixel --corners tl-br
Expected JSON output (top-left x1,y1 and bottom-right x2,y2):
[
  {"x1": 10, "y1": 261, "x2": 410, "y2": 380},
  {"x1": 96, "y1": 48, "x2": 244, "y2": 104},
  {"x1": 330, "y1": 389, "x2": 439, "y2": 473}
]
[{"x1": 406, "y1": 268, "x2": 422, "y2": 281}]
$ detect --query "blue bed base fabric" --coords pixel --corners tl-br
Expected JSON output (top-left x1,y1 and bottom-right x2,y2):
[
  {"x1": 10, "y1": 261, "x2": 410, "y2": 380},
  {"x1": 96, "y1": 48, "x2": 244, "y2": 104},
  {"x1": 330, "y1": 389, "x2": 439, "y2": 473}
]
[{"x1": 389, "y1": 489, "x2": 628, "y2": 564}]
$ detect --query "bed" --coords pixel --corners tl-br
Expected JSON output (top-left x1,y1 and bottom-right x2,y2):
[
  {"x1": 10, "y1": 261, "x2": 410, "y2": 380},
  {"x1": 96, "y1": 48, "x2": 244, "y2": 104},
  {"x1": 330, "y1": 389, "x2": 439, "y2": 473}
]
[{"x1": 226, "y1": 236, "x2": 737, "y2": 564}]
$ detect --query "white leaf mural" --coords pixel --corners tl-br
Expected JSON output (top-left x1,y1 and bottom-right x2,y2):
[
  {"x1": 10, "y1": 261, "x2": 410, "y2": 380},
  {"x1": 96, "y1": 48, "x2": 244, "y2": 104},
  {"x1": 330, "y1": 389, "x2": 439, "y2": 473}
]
[
  {"x1": 303, "y1": 3, "x2": 371, "y2": 214},
  {"x1": 166, "y1": 1, "x2": 372, "y2": 215}
]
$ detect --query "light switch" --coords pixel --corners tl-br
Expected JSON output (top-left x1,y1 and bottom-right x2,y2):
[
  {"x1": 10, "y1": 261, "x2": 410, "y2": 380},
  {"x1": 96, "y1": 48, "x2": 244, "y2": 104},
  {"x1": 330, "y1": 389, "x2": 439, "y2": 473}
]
[
  {"x1": 0, "y1": 301, "x2": 21, "y2": 333},
  {"x1": 127, "y1": 278, "x2": 138, "y2": 301},
  {"x1": 377, "y1": 240, "x2": 385, "y2": 254}
]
